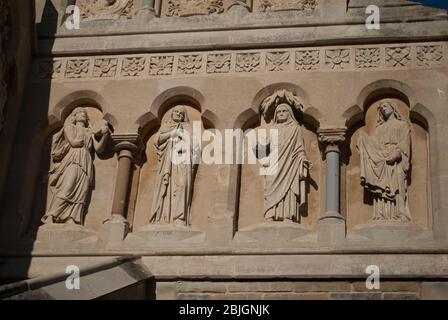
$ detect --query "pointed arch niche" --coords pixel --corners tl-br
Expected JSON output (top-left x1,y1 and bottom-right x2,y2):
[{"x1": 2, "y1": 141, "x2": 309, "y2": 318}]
[
  {"x1": 234, "y1": 84, "x2": 323, "y2": 244},
  {"x1": 130, "y1": 87, "x2": 217, "y2": 244},
  {"x1": 343, "y1": 82, "x2": 432, "y2": 241}
]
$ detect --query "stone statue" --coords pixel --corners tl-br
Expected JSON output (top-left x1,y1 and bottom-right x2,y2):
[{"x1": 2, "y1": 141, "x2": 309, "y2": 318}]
[
  {"x1": 357, "y1": 101, "x2": 412, "y2": 222},
  {"x1": 41, "y1": 108, "x2": 110, "y2": 225},
  {"x1": 259, "y1": 90, "x2": 312, "y2": 222},
  {"x1": 150, "y1": 106, "x2": 198, "y2": 226}
]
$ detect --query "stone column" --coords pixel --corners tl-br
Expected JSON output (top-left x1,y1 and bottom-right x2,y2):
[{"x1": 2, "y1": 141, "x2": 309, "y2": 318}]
[
  {"x1": 137, "y1": 0, "x2": 156, "y2": 18},
  {"x1": 100, "y1": 134, "x2": 140, "y2": 245},
  {"x1": 317, "y1": 127, "x2": 346, "y2": 243}
]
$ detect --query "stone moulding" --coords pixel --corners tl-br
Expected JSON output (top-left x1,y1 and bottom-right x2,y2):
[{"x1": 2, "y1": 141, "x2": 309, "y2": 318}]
[{"x1": 33, "y1": 42, "x2": 447, "y2": 82}]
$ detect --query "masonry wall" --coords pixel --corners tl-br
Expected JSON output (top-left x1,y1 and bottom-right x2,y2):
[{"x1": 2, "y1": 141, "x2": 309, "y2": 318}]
[{"x1": 1, "y1": 0, "x2": 448, "y2": 299}]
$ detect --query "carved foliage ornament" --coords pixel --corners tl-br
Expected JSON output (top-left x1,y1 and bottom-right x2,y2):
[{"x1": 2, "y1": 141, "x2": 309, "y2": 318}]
[
  {"x1": 76, "y1": 0, "x2": 135, "y2": 20},
  {"x1": 260, "y1": 89, "x2": 303, "y2": 117},
  {"x1": 167, "y1": 0, "x2": 224, "y2": 17},
  {"x1": 266, "y1": 52, "x2": 290, "y2": 71},
  {"x1": 121, "y1": 57, "x2": 146, "y2": 76},
  {"x1": 260, "y1": 0, "x2": 317, "y2": 12}
]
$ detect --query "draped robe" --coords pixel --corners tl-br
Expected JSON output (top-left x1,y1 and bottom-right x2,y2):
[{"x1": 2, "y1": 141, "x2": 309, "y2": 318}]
[
  {"x1": 42, "y1": 124, "x2": 94, "y2": 224},
  {"x1": 357, "y1": 115, "x2": 411, "y2": 221},
  {"x1": 263, "y1": 114, "x2": 308, "y2": 222},
  {"x1": 150, "y1": 120, "x2": 195, "y2": 225}
]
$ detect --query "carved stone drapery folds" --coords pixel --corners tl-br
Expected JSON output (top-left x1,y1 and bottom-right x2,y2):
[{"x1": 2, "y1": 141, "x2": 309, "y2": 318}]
[
  {"x1": 76, "y1": 0, "x2": 135, "y2": 20},
  {"x1": 42, "y1": 108, "x2": 111, "y2": 225},
  {"x1": 167, "y1": 0, "x2": 225, "y2": 17},
  {"x1": 259, "y1": 90, "x2": 312, "y2": 223},
  {"x1": 260, "y1": 0, "x2": 318, "y2": 12},
  {"x1": 150, "y1": 106, "x2": 199, "y2": 226},
  {"x1": 0, "y1": 0, "x2": 10, "y2": 134},
  {"x1": 356, "y1": 101, "x2": 412, "y2": 222}
]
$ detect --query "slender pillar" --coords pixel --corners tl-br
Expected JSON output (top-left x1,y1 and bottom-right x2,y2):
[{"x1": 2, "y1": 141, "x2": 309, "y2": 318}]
[
  {"x1": 100, "y1": 134, "x2": 140, "y2": 245},
  {"x1": 317, "y1": 127, "x2": 346, "y2": 243},
  {"x1": 136, "y1": 0, "x2": 156, "y2": 18}
]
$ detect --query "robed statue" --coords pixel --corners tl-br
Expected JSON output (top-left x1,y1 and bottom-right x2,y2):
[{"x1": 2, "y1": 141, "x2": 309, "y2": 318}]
[
  {"x1": 150, "y1": 106, "x2": 199, "y2": 226},
  {"x1": 357, "y1": 101, "x2": 412, "y2": 222},
  {"x1": 42, "y1": 107, "x2": 110, "y2": 225},
  {"x1": 259, "y1": 90, "x2": 313, "y2": 223}
]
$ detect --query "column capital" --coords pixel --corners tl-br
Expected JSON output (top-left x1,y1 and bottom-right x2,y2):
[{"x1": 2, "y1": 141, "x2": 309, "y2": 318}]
[
  {"x1": 111, "y1": 133, "x2": 142, "y2": 158},
  {"x1": 317, "y1": 127, "x2": 347, "y2": 154}
]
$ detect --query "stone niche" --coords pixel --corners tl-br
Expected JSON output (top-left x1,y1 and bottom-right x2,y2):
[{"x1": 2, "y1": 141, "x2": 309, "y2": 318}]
[
  {"x1": 344, "y1": 97, "x2": 432, "y2": 241},
  {"x1": 236, "y1": 107, "x2": 322, "y2": 244},
  {"x1": 32, "y1": 105, "x2": 116, "y2": 237},
  {"x1": 130, "y1": 104, "x2": 211, "y2": 244}
]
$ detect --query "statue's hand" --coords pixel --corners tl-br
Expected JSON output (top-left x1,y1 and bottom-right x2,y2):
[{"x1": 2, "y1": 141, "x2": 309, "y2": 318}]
[
  {"x1": 304, "y1": 159, "x2": 313, "y2": 170},
  {"x1": 386, "y1": 149, "x2": 402, "y2": 165}
]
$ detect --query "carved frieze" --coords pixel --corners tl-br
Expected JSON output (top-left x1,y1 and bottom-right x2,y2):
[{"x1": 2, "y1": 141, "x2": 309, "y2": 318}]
[
  {"x1": 355, "y1": 48, "x2": 380, "y2": 69},
  {"x1": 259, "y1": 0, "x2": 318, "y2": 12},
  {"x1": 266, "y1": 51, "x2": 290, "y2": 71},
  {"x1": 34, "y1": 42, "x2": 447, "y2": 82},
  {"x1": 207, "y1": 54, "x2": 231, "y2": 73},
  {"x1": 166, "y1": 0, "x2": 224, "y2": 17},
  {"x1": 121, "y1": 57, "x2": 146, "y2": 76},
  {"x1": 76, "y1": 0, "x2": 135, "y2": 20},
  {"x1": 386, "y1": 47, "x2": 411, "y2": 67},
  {"x1": 417, "y1": 45, "x2": 443, "y2": 67}
]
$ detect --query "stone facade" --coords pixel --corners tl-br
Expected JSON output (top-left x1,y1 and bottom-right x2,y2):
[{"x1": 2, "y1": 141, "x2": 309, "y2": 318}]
[{"x1": 1, "y1": 0, "x2": 448, "y2": 299}]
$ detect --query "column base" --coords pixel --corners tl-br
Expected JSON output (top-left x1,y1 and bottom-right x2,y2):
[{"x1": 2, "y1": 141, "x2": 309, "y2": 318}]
[
  {"x1": 318, "y1": 212, "x2": 346, "y2": 244},
  {"x1": 98, "y1": 215, "x2": 130, "y2": 247}
]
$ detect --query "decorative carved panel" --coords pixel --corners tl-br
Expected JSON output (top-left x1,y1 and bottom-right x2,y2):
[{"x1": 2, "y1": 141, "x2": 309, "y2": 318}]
[
  {"x1": 258, "y1": 0, "x2": 318, "y2": 12},
  {"x1": 166, "y1": 0, "x2": 224, "y2": 17}
]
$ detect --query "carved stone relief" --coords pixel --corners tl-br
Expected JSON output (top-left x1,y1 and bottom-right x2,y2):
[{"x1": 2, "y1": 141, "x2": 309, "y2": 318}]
[
  {"x1": 258, "y1": 90, "x2": 313, "y2": 223},
  {"x1": 76, "y1": 0, "x2": 135, "y2": 20},
  {"x1": 346, "y1": 99, "x2": 431, "y2": 231},
  {"x1": 259, "y1": 0, "x2": 318, "y2": 12},
  {"x1": 356, "y1": 101, "x2": 412, "y2": 222},
  {"x1": 149, "y1": 106, "x2": 199, "y2": 226},
  {"x1": 32, "y1": 42, "x2": 447, "y2": 82},
  {"x1": 41, "y1": 108, "x2": 111, "y2": 225},
  {"x1": 166, "y1": 0, "x2": 224, "y2": 17}
]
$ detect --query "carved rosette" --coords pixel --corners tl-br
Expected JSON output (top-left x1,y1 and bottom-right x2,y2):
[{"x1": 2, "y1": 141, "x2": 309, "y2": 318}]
[
  {"x1": 76, "y1": 0, "x2": 135, "y2": 20},
  {"x1": 167, "y1": 0, "x2": 224, "y2": 17},
  {"x1": 0, "y1": 0, "x2": 10, "y2": 133},
  {"x1": 318, "y1": 128, "x2": 347, "y2": 154},
  {"x1": 260, "y1": 0, "x2": 317, "y2": 12}
]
